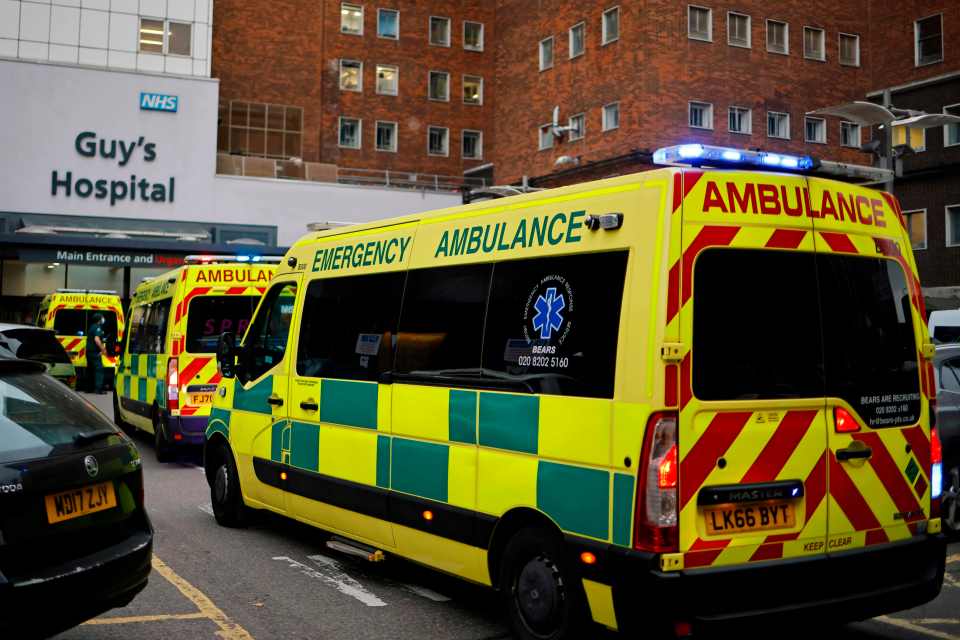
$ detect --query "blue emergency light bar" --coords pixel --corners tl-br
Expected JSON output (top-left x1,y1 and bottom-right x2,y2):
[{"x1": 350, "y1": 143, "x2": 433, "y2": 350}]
[{"x1": 652, "y1": 144, "x2": 817, "y2": 172}]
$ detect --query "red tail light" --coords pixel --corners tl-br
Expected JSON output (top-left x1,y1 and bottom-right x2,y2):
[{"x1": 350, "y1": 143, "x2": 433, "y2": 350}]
[
  {"x1": 167, "y1": 358, "x2": 179, "y2": 412},
  {"x1": 635, "y1": 412, "x2": 679, "y2": 552},
  {"x1": 834, "y1": 407, "x2": 860, "y2": 433},
  {"x1": 114, "y1": 344, "x2": 122, "y2": 355},
  {"x1": 931, "y1": 426, "x2": 943, "y2": 519}
]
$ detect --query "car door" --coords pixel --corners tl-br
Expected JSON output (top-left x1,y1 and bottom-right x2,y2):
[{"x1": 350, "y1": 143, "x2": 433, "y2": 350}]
[{"x1": 227, "y1": 277, "x2": 300, "y2": 512}]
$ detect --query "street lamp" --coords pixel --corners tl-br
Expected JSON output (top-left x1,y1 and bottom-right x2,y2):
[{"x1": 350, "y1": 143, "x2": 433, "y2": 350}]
[{"x1": 807, "y1": 100, "x2": 960, "y2": 193}]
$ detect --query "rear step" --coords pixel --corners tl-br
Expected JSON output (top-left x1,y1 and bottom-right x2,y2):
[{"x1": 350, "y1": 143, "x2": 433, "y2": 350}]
[{"x1": 326, "y1": 536, "x2": 385, "y2": 562}]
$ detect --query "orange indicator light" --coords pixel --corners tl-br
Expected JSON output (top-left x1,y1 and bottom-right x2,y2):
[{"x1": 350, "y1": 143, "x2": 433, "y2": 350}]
[
  {"x1": 580, "y1": 551, "x2": 597, "y2": 565},
  {"x1": 280, "y1": 471, "x2": 288, "y2": 481},
  {"x1": 422, "y1": 510, "x2": 434, "y2": 521}
]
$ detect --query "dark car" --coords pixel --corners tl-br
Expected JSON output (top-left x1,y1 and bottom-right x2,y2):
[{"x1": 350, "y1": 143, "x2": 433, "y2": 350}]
[
  {"x1": 934, "y1": 344, "x2": 960, "y2": 536},
  {"x1": 0, "y1": 323, "x2": 77, "y2": 389},
  {"x1": 0, "y1": 356, "x2": 152, "y2": 638}
]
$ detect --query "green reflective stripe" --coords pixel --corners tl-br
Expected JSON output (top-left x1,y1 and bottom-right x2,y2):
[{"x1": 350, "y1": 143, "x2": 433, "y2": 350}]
[
  {"x1": 129, "y1": 354, "x2": 139, "y2": 377},
  {"x1": 207, "y1": 407, "x2": 231, "y2": 439},
  {"x1": 537, "y1": 461, "x2": 609, "y2": 540},
  {"x1": 448, "y1": 390, "x2": 477, "y2": 444},
  {"x1": 271, "y1": 421, "x2": 285, "y2": 463},
  {"x1": 156, "y1": 379, "x2": 166, "y2": 410},
  {"x1": 290, "y1": 421, "x2": 320, "y2": 472},
  {"x1": 320, "y1": 379, "x2": 377, "y2": 429},
  {"x1": 478, "y1": 392, "x2": 539, "y2": 454},
  {"x1": 146, "y1": 354, "x2": 157, "y2": 378},
  {"x1": 391, "y1": 438, "x2": 448, "y2": 502},
  {"x1": 137, "y1": 378, "x2": 147, "y2": 403},
  {"x1": 376, "y1": 435, "x2": 391, "y2": 489},
  {"x1": 233, "y1": 376, "x2": 273, "y2": 414},
  {"x1": 612, "y1": 473, "x2": 635, "y2": 546},
  {"x1": 123, "y1": 375, "x2": 131, "y2": 399}
]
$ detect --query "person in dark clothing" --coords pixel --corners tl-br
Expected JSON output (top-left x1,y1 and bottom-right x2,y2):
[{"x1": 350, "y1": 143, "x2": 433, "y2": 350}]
[{"x1": 86, "y1": 313, "x2": 108, "y2": 394}]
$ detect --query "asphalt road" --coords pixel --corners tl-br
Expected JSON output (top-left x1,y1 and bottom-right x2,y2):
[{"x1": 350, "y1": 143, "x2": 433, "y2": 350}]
[{"x1": 55, "y1": 393, "x2": 960, "y2": 640}]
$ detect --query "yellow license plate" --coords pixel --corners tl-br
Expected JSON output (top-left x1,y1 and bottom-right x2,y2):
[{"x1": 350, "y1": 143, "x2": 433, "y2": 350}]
[
  {"x1": 704, "y1": 501, "x2": 796, "y2": 535},
  {"x1": 45, "y1": 481, "x2": 117, "y2": 524},
  {"x1": 189, "y1": 393, "x2": 214, "y2": 405}
]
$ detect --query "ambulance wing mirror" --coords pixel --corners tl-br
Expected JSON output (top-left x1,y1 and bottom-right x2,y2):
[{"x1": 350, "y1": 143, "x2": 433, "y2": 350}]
[{"x1": 216, "y1": 332, "x2": 237, "y2": 379}]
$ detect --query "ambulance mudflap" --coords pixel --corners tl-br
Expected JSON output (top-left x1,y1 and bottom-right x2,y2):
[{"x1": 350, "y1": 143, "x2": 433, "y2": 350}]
[{"x1": 673, "y1": 170, "x2": 935, "y2": 572}]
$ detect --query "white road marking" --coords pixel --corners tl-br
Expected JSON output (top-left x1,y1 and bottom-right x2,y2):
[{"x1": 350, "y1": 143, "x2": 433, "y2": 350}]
[
  {"x1": 915, "y1": 620, "x2": 960, "y2": 626},
  {"x1": 876, "y1": 616, "x2": 960, "y2": 640},
  {"x1": 400, "y1": 584, "x2": 451, "y2": 602},
  {"x1": 272, "y1": 555, "x2": 387, "y2": 607},
  {"x1": 198, "y1": 503, "x2": 214, "y2": 516}
]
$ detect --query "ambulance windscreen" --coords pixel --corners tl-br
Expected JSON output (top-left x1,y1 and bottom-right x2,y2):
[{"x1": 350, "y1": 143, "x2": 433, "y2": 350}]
[{"x1": 185, "y1": 296, "x2": 259, "y2": 353}]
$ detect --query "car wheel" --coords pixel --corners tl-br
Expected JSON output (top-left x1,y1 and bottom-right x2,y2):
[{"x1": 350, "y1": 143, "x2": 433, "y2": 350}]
[
  {"x1": 499, "y1": 528, "x2": 588, "y2": 640},
  {"x1": 153, "y1": 410, "x2": 173, "y2": 463},
  {"x1": 208, "y1": 442, "x2": 250, "y2": 528},
  {"x1": 944, "y1": 467, "x2": 960, "y2": 536}
]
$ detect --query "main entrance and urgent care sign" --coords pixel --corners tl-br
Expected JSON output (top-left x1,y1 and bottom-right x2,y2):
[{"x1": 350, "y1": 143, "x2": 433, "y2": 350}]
[{"x1": 17, "y1": 248, "x2": 185, "y2": 268}]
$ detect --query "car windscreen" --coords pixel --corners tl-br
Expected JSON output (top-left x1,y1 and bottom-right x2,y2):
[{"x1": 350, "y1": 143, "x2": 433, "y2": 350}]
[
  {"x1": 52, "y1": 309, "x2": 120, "y2": 344},
  {"x1": 0, "y1": 370, "x2": 118, "y2": 463},
  {"x1": 0, "y1": 329, "x2": 71, "y2": 364},
  {"x1": 185, "y1": 296, "x2": 259, "y2": 353},
  {"x1": 693, "y1": 249, "x2": 920, "y2": 428}
]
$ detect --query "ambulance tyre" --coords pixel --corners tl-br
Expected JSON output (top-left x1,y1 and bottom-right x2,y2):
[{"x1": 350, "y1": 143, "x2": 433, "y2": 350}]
[
  {"x1": 500, "y1": 527, "x2": 588, "y2": 640},
  {"x1": 153, "y1": 409, "x2": 174, "y2": 463},
  {"x1": 208, "y1": 442, "x2": 250, "y2": 528}
]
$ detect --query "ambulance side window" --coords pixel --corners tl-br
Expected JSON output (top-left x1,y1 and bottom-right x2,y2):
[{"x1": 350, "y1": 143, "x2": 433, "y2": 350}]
[
  {"x1": 126, "y1": 306, "x2": 148, "y2": 354},
  {"x1": 240, "y1": 283, "x2": 298, "y2": 384},
  {"x1": 144, "y1": 299, "x2": 172, "y2": 354}
]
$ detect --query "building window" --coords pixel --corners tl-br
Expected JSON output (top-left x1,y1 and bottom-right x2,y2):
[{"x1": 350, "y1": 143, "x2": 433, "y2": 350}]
[
  {"x1": 428, "y1": 71, "x2": 449, "y2": 101},
  {"x1": 804, "y1": 117, "x2": 826, "y2": 143},
  {"x1": 377, "y1": 9, "x2": 399, "y2": 39},
  {"x1": 728, "y1": 12, "x2": 750, "y2": 48},
  {"x1": 569, "y1": 22, "x2": 585, "y2": 58},
  {"x1": 463, "y1": 75, "x2": 483, "y2": 105},
  {"x1": 463, "y1": 130, "x2": 483, "y2": 159},
  {"x1": 376, "y1": 64, "x2": 398, "y2": 95},
  {"x1": 840, "y1": 121, "x2": 860, "y2": 148},
  {"x1": 767, "y1": 111, "x2": 790, "y2": 139},
  {"x1": 539, "y1": 124, "x2": 554, "y2": 150},
  {"x1": 688, "y1": 6, "x2": 712, "y2": 41},
  {"x1": 341, "y1": 3, "x2": 363, "y2": 35},
  {"x1": 464, "y1": 21, "x2": 484, "y2": 51},
  {"x1": 893, "y1": 124, "x2": 927, "y2": 152},
  {"x1": 602, "y1": 7, "x2": 620, "y2": 45},
  {"x1": 376, "y1": 121, "x2": 397, "y2": 152},
  {"x1": 430, "y1": 16, "x2": 451, "y2": 46},
  {"x1": 568, "y1": 113, "x2": 585, "y2": 140},
  {"x1": 947, "y1": 205, "x2": 960, "y2": 247},
  {"x1": 338, "y1": 117, "x2": 361, "y2": 149},
  {"x1": 903, "y1": 210, "x2": 927, "y2": 250},
  {"x1": 428, "y1": 126, "x2": 449, "y2": 156},
  {"x1": 223, "y1": 101, "x2": 303, "y2": 159},
  {"x1": 603, "y1": 102, "x2": 620, "y2": 131},
  {"x1": 728, "y1": 106, "x2": 751, "y2": 134},
  {"x1": 915, "y1": 14, "x2": 943, "y2": 66},
  {"x1": 689, "y1": 101, "x2": 713, "y2": 129},
  {"x1": 767, "y1": 19, "x2": 788, "y2": 54},
  {"x1": 539, "y1": 37, "x2": 554, "y2": 70},
  {"x1": 839, "y1": 33, "x2": 860, "y2": 66},
  {"x1": 803, "y1": 26, "x2": 825, "y2": 61},
  {"x1": 139, "y1": 18, "x2": 191, "y2": 56},
  {"x1": 944, "y1": 104, "x2": 960, "y2": 147},
  {"x1": 339, "y1": 59, "x2": 363, "y2": 92}
]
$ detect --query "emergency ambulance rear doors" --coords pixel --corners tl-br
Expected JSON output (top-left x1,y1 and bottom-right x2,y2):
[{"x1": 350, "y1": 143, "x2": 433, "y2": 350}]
[{"x1": 675, "y1": 170, "x2": 928, "y2": 570}]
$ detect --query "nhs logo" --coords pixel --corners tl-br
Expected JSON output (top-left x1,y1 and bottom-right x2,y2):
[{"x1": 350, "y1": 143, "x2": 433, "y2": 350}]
[{"x1": 140, "y1": 92, "x2": 179, "y2": 112}]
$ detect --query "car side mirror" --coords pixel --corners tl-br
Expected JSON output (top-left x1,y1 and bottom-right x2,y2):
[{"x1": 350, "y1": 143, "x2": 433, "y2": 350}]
[{"x1": 216, "y1": 332, "x2": 236, "y2": 379}]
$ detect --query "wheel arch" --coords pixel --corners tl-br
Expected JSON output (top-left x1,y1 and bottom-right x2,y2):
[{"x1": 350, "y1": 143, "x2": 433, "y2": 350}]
[
  {"x1": 203, "y1": 431, "x2": 232, "y2": 486},
  {"x1": 486, "y1": 506, "x2": 564, "y2": 589}
]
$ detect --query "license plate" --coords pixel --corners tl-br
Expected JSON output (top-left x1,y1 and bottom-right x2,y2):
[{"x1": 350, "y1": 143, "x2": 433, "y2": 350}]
[
  {"x1": 189, "y1": 393, "x2": 214, "y2": 405},
  {"x1": 703, "y1": 501, "x2": 796, "y2": 535},
  {"x1": 45, "y1": 481, "x2": 117, "y2": 524}
]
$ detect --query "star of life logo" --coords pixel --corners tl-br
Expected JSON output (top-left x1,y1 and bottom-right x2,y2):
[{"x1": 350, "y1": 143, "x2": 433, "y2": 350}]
[
  {"x1": 523, "y1": 274, "x2": 574, "y2": 346},
  {"x1": 532, "y1": 287, "x2": 565, "y2": 340}
]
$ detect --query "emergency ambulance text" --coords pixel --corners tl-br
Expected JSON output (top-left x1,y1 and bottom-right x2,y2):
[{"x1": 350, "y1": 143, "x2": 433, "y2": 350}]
[{"x1": 434, "y1": 211, "x2": 585, "y2": 259}]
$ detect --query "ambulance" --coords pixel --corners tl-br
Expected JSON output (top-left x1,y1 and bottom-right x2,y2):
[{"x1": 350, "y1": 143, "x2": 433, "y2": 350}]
[
  {"x1": 114, "y1": 256, "x2": 278, "y2": 461},
  {"x1": 206, "y1": 145, "x2": 946, "y2": 637},
  {"x1": 36, "y1": 289, "x2": 124, "y2": 390}
]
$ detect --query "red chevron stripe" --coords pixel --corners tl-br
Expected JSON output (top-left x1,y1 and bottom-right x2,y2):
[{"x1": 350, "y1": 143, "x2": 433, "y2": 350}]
[
  {"x1": 819, "y1": 232, "x2": 858, "y2": 254},
  {"x1": 900, "y1": 426, "x2": 930, "y2": 482},
  {"x1": 666, "y1": 261, "x2": 680, "y2": 323},
  {"x1": 740, "y1": 410, "x2": 817, "y2": 485},
  {"x1": 180, "y1": 406, "x2": 199, "y2": 416},
  {"x1": 181, "y1": 287, "x2": 212, "y2": 315},
  {"x1": 829, "y1": 451, "x2": 882, "y2": 531},
  {"x1": 914, "y1": 474, "x2": 928, "y2": 498},
  {"x1": 880, "y1": 192, "x2": 907, "y2": 230},
  {"x1": 175, "y1": 301, "x2": 183, "y2": 324},
  {"x1": 179, "y1": 357, "x2": 212, "y2": 386},
  {"x1": 765, "y1": 228, "x2": 806, "y2": 249},
  {"x1": 64, "y1": 338, "x2": 82, "y2": 351},
  {"x1": 679, "y1": 411, "x2": 751, "y2": 509},
  {"x1": 681, "y1": 226, "x2": 740, "y2": 307},
  {"x1": 763, "y1": 450, "x2": 827, "y2": 544},
  {"x1": 852, "y1": 432, "x2": 924, "y2": 522},
  {"x1": 226, "y1": 286, "x2": 247, "y2": 295},
  {"x1": 256, "y1": 287, "x2": 266, "y2": 295},
  {"x1": 664, "y1": 363, "x2": 678, "y2": 408},
  {"x1": 865, "y1": 528, "x2": 889, "y2": 546},
  {"x1": 690, "y1": 537, "x2": 729, "y2": 551},
  {"x1": 750, "y1": 543, "x2": 783, "y2": 562},
  {"x1": 679, "y1": 352, "x2": 692, "y2": 411},
  {"x1": 208, "y1": 371, "x2": 223, "y2": 385},
  {"x1": 672, "y1": 172, "x2": 683, "y2": 213}
]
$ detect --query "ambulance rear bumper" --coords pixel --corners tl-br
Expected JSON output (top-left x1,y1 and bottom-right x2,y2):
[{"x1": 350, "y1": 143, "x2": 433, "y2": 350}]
[
  {"x1": 604, "y1": 534, "x2": 945, "y2": 633},
  {"x1": 164, "y1": 414, "x2": 207, "y2": 446}
]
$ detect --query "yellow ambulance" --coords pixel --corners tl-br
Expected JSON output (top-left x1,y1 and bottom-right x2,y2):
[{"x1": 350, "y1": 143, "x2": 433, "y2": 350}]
[
  {"x1": 36, "y1": 289, "x2": 124, "y2": 390},
  {"x1": 206, "y1": 145, "x2": 946, "y2": 637},
  {"x1": 114, "y1": 256, "x2": 278, "y2": 461}
]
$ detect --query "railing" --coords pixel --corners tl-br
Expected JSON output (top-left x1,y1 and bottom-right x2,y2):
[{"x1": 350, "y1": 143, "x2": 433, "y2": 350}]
[{"x1": 216, "y1": 154, "x2": 487, "y2": 192}]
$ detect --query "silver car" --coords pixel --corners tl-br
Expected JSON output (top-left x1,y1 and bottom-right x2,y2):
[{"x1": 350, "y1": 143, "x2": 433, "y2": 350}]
[
  {"x1": 0, "y1": 323, "x2": 77, "y2": 389},
  {"x1": 934, "y1": 344, "x2": 960, "y2": 535}
]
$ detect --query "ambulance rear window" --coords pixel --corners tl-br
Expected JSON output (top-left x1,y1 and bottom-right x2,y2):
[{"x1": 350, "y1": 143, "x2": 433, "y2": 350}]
[
  {"x1": 52, "y1": 309, "x2": 119, "y2": 343},
  {"x1": 185, "y1": 296, "x2": 259, "y2": 353},
  {"x1": 693, "y1": 249, "x2": 920, "y2": 428}
]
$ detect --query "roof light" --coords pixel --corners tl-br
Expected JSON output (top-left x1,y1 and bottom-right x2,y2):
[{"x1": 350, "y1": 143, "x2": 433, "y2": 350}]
[
  {"x1": 653, "y1": 144, "x2": 816, "y2": 173},
  {"x1": 183, "y1": 255, "x2": 283, "y2": 265}
]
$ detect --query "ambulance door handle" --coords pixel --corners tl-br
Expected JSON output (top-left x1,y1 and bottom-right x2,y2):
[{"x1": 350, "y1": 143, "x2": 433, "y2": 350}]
[
  {"x1": 836, "y1": 446, "x2": 872, "y2": 462},
  {"x1": 267, "y1": 394, "x2": 284, "y2": 407},
  {"x1": 299, "y1": 399, "x2": 319, "y2": 412}
]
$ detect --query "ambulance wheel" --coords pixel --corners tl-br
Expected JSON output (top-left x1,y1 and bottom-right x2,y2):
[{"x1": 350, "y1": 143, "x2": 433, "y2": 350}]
[
  {"x1": 499, "y1": 527, "x2": 588, "y2": 640},
  {"x1": 208, "y1": 442, "x2": 250, "y2": 528},
  {"x1": 153, "y1": 410, "x2": 174, "y2": 463}
]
